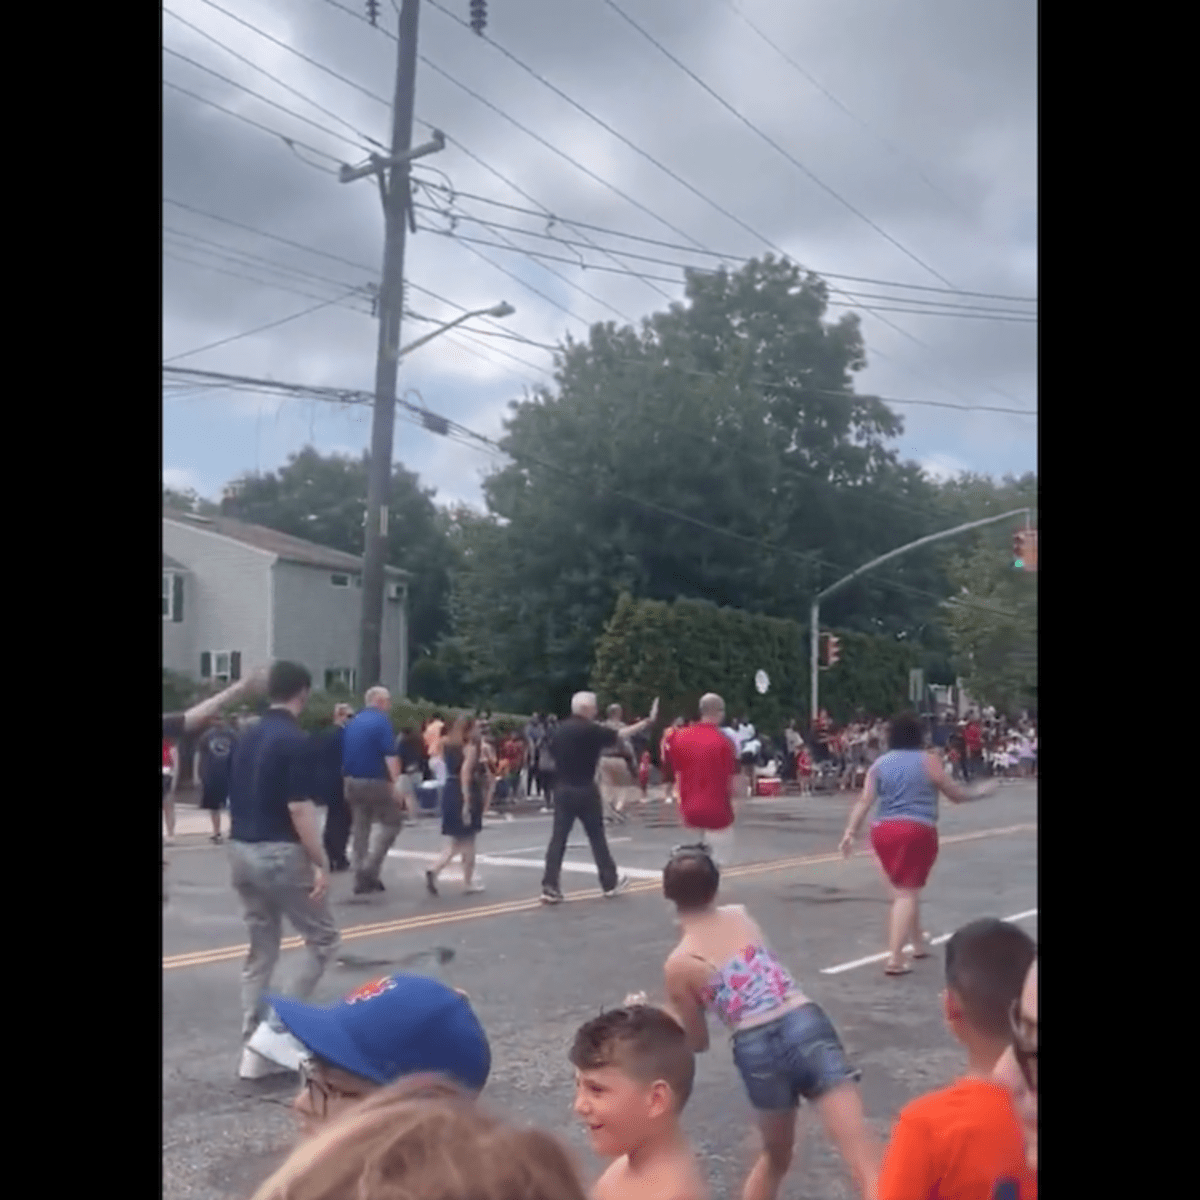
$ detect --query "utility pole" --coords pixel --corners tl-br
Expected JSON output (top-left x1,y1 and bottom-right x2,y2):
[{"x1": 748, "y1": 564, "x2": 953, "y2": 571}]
[
  {"x1": 349, "y1": 0, "x2": 441, "y2": 692},
  {"x1": 809, "y1": 507, "x2": 1032, "y2": 726}
]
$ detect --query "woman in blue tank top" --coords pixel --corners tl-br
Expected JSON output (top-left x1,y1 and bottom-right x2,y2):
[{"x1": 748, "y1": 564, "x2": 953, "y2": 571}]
[{"x1": 840, "y1": 712, "x2": 996, "y2": 976}]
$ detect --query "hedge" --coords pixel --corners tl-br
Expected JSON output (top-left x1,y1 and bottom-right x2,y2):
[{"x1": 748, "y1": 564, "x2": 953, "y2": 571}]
[{"x1": 590, "y1": 593, "x2": 919, "y2": 737}]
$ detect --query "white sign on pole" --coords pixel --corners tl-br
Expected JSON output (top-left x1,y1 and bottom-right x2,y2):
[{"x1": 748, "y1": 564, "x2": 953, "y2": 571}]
[{"x1": 908, "y1": 668, "x2": 924, "y2": 704}]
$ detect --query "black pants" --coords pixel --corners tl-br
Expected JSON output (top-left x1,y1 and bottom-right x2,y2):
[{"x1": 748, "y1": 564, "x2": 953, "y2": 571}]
[
  {"x1": 323, "y1": 795, "x2": 352, "y2": 866},
  {"x1": 542, "y1": 783, "x2": 617, "y2": 893}
]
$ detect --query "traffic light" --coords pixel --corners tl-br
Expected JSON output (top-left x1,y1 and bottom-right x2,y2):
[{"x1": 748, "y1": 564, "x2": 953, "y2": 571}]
[
  {"x1": 469, "y1": 0, "x2": 488, "y2": 35},
  {"x1": 365, "y1": 0, "x2": 379, "y2": 27},
  {"x1": 823, "y1": 634, "x2": 841, "y2": 668},
  {"x1": 1012, "y1": 529, "x2": 1026, "y2": 570}
]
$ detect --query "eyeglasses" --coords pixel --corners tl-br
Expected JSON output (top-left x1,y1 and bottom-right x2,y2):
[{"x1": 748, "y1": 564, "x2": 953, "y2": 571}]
[
  {"x1": 299, "y1": 1059, "x2": 368, "y2": 1119},
  {"x1": 1008, "y1": 999, "x2": 1037, "y2": 1092}
]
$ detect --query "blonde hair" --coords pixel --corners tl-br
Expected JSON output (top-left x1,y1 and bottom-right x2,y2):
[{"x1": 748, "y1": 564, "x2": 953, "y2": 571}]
[{"x1": 252, "y1": 1076, "x2": 587, "y2": 1200}]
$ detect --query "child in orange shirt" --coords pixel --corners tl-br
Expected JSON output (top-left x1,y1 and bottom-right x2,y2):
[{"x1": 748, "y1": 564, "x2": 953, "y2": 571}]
[{"x1": 877, "y1": 918, "x2": 1037, "y2": 1200}]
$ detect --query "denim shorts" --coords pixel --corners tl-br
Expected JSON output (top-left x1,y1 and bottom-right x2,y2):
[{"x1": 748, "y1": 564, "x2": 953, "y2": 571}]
[{"x1": 731, "y1": 1002, "x2": 861, "y2": 1111}]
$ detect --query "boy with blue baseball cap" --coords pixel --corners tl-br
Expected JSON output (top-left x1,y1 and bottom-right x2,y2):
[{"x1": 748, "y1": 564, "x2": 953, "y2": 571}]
[{"x1": 247, "y1": 972, "x2": 491, "y2": 1138}]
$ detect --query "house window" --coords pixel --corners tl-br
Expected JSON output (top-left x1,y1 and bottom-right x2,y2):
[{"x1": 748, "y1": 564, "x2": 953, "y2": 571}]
[
  {"x1": 325, "y1": 668, "x2": 356, "y2": 692},
  {"x1": 202, "y1": 651, "x2": 240, "y2": 683},
  {"x1": 331, "y1": 573, "x2": 350, "y2": 587},
  {"x1": 163, "y1": 573, "x2": 184, "y2": 622}
]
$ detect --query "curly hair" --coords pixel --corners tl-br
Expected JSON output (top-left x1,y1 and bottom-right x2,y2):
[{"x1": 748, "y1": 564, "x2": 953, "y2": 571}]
[{"x1": 251, "y1": 1075, "x2": 587, "y2": 1200}]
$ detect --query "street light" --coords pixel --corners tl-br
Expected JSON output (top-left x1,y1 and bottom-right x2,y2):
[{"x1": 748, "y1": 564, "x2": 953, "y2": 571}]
[
  {"x1": 394, "y1": 302, "x2": 514, "y2": 360},
  {"x1": 359, "y1": 299, "x2": 516, "y2": 696}
]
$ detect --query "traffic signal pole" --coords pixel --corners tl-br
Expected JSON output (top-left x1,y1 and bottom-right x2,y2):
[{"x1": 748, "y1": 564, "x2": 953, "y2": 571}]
[{"x1": 808, "y1": 507, "x2": 1032, "y2": 726}]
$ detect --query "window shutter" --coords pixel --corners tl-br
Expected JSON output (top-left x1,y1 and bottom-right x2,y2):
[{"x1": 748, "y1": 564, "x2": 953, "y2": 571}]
[
  {"x1": 231, "y1": 652, "x2": 242, "y2": 681},
  {"x1": 200, "y1": 652, "x2": 211, "y2": 678},
  {"x1": 172, "y1": 574, "x2": 184, "y2": 623}
]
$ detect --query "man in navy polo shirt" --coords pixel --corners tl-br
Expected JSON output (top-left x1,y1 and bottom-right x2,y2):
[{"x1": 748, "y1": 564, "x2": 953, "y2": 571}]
[
  {"x1": 342, "y1": 687, "x2": 404, "y2": 896},
  {"x1": 228, "y1": 661, "x2": 341, "y2": 1080}
]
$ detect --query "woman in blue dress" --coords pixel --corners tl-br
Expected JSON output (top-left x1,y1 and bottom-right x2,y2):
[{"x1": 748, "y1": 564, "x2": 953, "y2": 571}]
[{"x1": 425, "y1": 715, "x2": 487, "y2": 897}]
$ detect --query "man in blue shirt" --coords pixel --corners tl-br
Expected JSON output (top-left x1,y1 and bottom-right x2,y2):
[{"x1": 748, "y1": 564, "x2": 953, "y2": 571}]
[
  {"x1": 342, "y1": 686, "x2": 404, "y2": 896},
  {"x1": 228, "y1": 661, "x2": 341, "y2": 1080}
]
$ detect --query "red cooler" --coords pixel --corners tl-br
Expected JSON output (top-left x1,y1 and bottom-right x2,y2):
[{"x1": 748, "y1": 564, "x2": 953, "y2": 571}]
[{"x1": 755, "y1": 777, "x2": 781, "y2": 797}]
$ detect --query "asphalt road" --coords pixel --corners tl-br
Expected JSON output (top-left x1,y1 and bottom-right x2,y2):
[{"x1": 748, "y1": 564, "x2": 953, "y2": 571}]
[{"x1": 163, "y1": 784, "x2": 1037, "y2": 1200}]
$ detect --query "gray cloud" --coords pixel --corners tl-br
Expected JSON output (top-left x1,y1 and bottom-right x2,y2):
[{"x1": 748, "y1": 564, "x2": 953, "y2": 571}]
[{"x1": 163, "y1": 0, "x2": 1036, "y2": 505}]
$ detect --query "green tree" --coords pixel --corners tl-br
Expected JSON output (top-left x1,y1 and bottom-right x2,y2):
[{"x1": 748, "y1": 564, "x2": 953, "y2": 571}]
[
  {"x1": 454, "y1": 257, "x2": 952, "y2": 706},
  {"x1": 219, "y1": 447, "x2": 455, "y2": 673},
  {"x1": 940, "y1": 545, "x2": 1037, "y2": 715}
]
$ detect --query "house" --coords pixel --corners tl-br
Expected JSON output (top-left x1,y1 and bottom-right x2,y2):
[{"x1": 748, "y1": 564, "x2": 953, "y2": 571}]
[{"x1": 163, "y1": 508, "x2": 409, "y2": 696}]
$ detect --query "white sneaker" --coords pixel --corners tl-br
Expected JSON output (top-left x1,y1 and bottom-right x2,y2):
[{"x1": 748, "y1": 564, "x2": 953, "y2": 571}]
[
  {"x1": 463, "y1": 881, "x2": 486, "y2": 894},
  {"x1": 247, "y1": 1021, "x2": 308, "y2": 1071},
  {"x1": 604, "y1": 875, "x2": 632, "y2": 898},
  {"x1": 238, "y1": 1045, "x2": 291, "y2": 1080}
]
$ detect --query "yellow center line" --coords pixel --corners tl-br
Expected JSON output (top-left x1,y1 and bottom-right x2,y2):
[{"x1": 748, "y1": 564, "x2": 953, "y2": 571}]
[{"x1": 163, "y1": 822, "x2": 1035, "y2": 971}]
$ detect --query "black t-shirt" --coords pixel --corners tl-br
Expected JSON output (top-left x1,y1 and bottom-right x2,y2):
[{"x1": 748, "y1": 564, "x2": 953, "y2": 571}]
[
  {"x1": 198, "y1": 726, "x2": 237, "y2": 787},
  {"x1": 228, "y1": 709, "x2": 314, "y2": 843},
  {"x1": 307, "y1": 725, "x2": 346, "y2": 806},
  {"x1": 550, "y1": 717, "x2": 619, "y2": 788}
]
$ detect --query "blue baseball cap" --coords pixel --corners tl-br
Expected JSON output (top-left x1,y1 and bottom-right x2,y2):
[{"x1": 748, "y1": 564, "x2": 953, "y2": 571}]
[{"x1": 267, "y1": 973, "x2": 490, "y2": 1091}]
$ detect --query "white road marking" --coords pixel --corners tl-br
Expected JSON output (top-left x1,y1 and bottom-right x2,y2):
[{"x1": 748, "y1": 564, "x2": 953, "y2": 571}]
[
  {"x1": 386, "y1": 847, "x2": 660, "y2": 879},
  {"x1": 819, "y1": 908, "x2": 1038, "y2": 975},
  {"x1": 477, "y1": 838, "x2": 633, "y2": 855}
]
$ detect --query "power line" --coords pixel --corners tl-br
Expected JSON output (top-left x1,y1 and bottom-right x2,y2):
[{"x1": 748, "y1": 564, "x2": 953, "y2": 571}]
[
  {"x1": 314, "y1": 0, "x2": 1031, "y2": 410},
  {"x1": 160, "y1": 364, "x2": 1015, "y2": 614},
  {"x1": 163, "y1": 80, "x2": 342, "y2": 169},
  {"x1": 419, "y1": 227, "x2": 1036, "y2": 323},
  {"x1": 716, "y1": 0, "x2": 978, "y2": 225},
  {"x1": 409, "y1": 182, "x2": 1037, "y2": 304},
  {"x1": 163, "y1": 45, "x2": 371, "y2": 154},
  {"x1": 163, "y1": 291, "x2": 363, "y2": 364},
  {"x1": 599, "y1": 0, "x2": 957, "y2": 289},
  {"x1": 164, "y1": 6, "x2": 387, "y2": 152},
  {"x1": 411, "y1": 201, "x2": 1034, "y2": 317}
]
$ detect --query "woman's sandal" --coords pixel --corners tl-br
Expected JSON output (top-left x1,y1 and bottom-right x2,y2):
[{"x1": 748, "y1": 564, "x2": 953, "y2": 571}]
[{"x1": 884, "y1": 962, "x2": 912, "y2": 976}]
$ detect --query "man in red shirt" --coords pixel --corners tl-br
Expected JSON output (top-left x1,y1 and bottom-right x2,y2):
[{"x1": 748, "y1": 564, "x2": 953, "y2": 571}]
[{"x1": 668, "y1": 693, "x2": 736, "y2": 864}]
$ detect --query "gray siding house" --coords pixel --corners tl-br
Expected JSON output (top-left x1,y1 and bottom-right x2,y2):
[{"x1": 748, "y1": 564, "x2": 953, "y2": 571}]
[{"x1": 162, "y1": 509, "x2": 409, "y2": 696}]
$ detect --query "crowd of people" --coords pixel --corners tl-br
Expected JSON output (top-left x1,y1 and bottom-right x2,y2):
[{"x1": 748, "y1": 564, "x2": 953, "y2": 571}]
[{"x1": 163, "y1": 671, "x2": 1038, "y2": 1198}]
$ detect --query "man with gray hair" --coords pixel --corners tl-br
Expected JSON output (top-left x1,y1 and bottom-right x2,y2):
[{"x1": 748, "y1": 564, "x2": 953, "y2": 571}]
[
  {"x1": 668, "y1": 692, "x2": 738, "y2": 864},
  {"x1": 341, "y1": 687, "x2": 405, "y2": 896},
  {"x1": 539, "y1": 692, "x2": 659, "y2": 905}
]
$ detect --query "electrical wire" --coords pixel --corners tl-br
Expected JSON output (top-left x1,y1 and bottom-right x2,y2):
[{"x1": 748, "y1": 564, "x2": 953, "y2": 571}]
[
  {"x1": 164, "y1": 6, "x2": 387, "y2": 151},
  {"x1": 163, "y1": 45, "x2": 372, "y2": 154},
  {"x1": 314, "y1": 0, "x2": 1033, "y2": 410},
  {"x1": 598, "y1": 0, "x2": 956, "y2": 289},
  {"x1": 163, "y1": 290, "x2": 364, "y2": 364},
  {"x1": 716, "y1": 0, "x2": 979, "y2": 225},
  {"x1": 160, "y1": 364, "x2": 1020, "y2": 615},
  {"x1": 408, "y1": 183, "x2": 1037, "y2": 304},
  {"x1": 163, "y1": 80, "x2": 342, "y2": 169}
]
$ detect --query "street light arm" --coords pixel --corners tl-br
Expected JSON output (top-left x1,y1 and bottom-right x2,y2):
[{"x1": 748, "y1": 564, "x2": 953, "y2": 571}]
[
  {"x1": 395, "y1": 304, "x2": 513, "y2": 359},
  {"x1": 815, "y1": 508, "x2": 1031, "y2": 604}
]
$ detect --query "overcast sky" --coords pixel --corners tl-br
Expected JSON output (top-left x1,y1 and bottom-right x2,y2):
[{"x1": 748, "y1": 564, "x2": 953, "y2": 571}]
[{"x1": 162, "y1": 0, "x2": 1036, "y2": 511}]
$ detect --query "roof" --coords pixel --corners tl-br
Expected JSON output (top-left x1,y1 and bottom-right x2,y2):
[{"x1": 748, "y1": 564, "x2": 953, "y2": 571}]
[
  {"x1": 162, "y1": 553, "x2": 188, "y2": 572},
  {"x1": 163, "y1": 509, "x2": 409, "y2": 578}
]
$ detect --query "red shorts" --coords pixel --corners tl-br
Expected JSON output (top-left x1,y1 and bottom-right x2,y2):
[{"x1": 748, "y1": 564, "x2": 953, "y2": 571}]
[{"x1": 871, "y1": 820, "x2": 938, "y2": 889}]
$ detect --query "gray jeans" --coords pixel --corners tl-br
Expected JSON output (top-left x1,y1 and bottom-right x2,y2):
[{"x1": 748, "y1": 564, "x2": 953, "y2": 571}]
[
  {"x1": 228, "y1": 841, "x2": 340, "y2": 1040},
  {"x1": 344, "y1": 777, "x2": 403, "y2": 882}
]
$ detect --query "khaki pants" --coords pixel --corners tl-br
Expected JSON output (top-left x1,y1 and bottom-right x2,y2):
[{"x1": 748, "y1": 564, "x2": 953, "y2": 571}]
[
  {"x1": 344, "y1": 778, "x2": 404, "y2": 883},
  {"x1": 229, "y1": 841, "x2": 340, "y2": 1040},
  {"x1": 598, "y1": 756, "x2": 633, "y2": 815}
]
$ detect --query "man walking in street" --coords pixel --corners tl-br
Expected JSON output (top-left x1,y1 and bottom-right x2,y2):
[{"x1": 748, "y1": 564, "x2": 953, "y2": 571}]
[
  {"x1": 313, "y1": 703, "x2": 354, "y2": 872},
  {"x1": 669, "y1": 693, "x2": 737, "y2": 864},
  {"x1": 540, "y1": 692, "x2": 658, "y2": 905},
  {"x1": 342, "y1": 688, "x2": 405, "y2": 896},
  {"x1": 227, "y1": 661, "x2": 340, "y2": 1080},
  {"x1": 196, "y1": 717, "x2": 238, "y2": 844}
]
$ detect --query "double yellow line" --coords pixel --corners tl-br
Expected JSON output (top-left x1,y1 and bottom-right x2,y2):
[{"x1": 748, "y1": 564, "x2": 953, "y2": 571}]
[{"x1": 163, "y1": 822, "x2": 1035, "y2": 972}]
